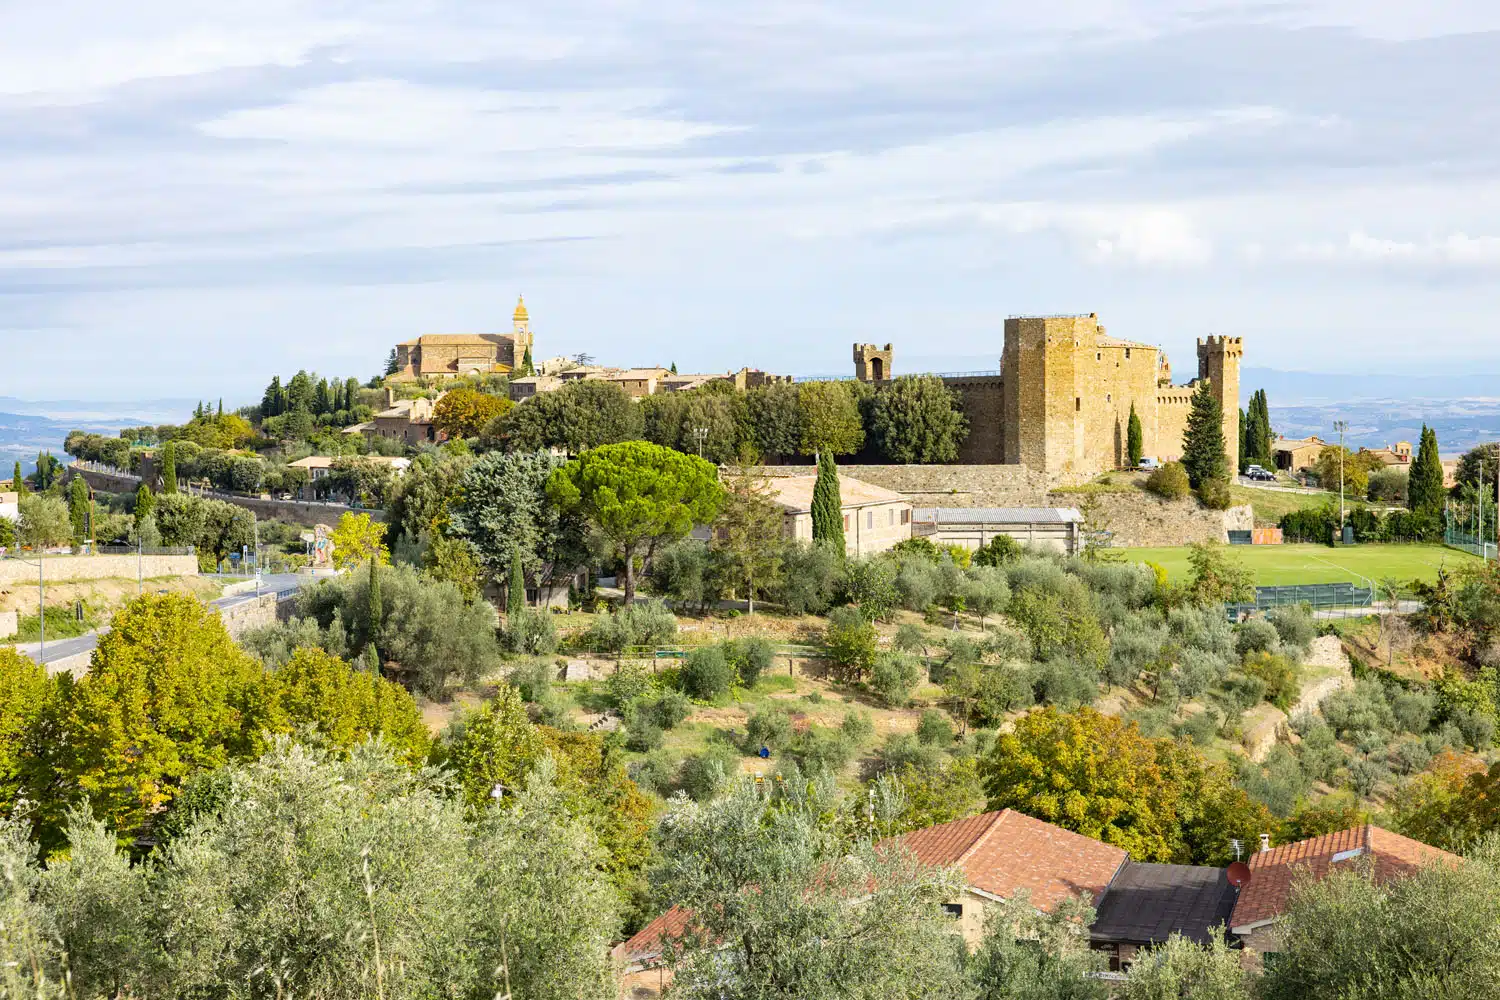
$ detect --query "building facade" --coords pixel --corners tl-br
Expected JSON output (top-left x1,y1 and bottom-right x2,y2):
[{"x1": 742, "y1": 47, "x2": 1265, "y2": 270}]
[{"x1": 388, "y1": 296, "x2": 534, "y2": 382}]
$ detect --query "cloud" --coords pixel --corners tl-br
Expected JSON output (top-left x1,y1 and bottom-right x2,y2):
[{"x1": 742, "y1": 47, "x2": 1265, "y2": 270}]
[{"x1": 5, "y1": 1, "x2": 1500, "y2": 398}]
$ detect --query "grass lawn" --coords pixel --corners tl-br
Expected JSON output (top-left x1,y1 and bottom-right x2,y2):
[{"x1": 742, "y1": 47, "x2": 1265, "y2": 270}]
[{"x1": 1116, "y1": 543, "x2": 1479, "y2": 587}]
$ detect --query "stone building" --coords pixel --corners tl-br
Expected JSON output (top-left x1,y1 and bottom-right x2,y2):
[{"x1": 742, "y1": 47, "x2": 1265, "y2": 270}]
[
  {"x1": 387, "y1": 296, "x2": 534, "y2": 382},
  {"x1": 854, "y1": 314, "x2": 1243, "y2": 479},
  {"x1": 766, "y1": 474, "x2": 912, "y2": 556}
]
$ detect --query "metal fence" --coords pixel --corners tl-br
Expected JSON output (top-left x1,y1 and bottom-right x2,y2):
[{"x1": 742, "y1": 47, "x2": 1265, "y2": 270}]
[
  {"x1": 1226, "y1": 582, "x2": 1373, "y2": 618},
  {"x1": 1444, "y1": 526, "x2": 1499, "y2": 561}
]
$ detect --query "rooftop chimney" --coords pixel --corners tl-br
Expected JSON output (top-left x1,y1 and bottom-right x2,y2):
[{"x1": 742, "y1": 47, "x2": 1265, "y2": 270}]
[{"x1": 1259, "y1": 833, "x2": 1271, "y2": 853}]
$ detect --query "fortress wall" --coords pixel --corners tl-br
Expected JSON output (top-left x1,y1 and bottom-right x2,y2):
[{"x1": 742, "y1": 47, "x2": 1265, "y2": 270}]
[{"x1": 942, "y1": 376, "x2": 1005, "y2": 464}]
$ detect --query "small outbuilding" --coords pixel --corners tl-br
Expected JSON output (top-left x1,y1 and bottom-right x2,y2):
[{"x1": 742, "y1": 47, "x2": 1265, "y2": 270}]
[{"x1": 910, "y1": 507, "x2": 1084, "y2": 555}]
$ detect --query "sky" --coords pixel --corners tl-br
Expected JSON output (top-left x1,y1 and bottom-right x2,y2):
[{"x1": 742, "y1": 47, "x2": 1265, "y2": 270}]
[{"x1": 5, "y1": 1, "x2": 1500, "y2": 404}]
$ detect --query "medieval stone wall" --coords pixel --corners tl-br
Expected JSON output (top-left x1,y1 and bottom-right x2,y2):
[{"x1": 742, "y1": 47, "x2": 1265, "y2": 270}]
[
  {"x1": 751, "y1": 464, "x2": 1056, "y2": 508},
  {"x1": 943, "y1": 375, "x2": 1005, "y2": 463}
]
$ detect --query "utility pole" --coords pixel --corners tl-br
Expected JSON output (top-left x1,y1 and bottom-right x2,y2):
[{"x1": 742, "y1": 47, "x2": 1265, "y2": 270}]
[
  {"x1": 1333, "y1": 420, "x2": 1348, "y2": 542},
  {"x1": 693, "y1": 426, "x2": 708, "y2": 458}
]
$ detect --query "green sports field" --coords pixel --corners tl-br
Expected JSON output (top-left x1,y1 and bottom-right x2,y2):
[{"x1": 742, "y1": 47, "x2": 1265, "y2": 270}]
[{"x1": 1116, "y1": 543, "x2": 1480, "y2": 587}]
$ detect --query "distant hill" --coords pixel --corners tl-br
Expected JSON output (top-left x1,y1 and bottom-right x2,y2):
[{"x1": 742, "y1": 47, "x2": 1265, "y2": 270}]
[{"x1": 0, "y1": 397, "x2": 194, "y2": 475}]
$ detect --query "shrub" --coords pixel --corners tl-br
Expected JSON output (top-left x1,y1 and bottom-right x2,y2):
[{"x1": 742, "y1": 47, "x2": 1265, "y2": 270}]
[
  {"x1": 1392, "y1": 690, "x2": 1435, "y2": 734},
  {"x1": 838, "y1": 558, "x2": 899, "y2": 621},
  {"x1": 786, "y1": 726, "x2": 855, "y2": 775},
  {"x1": 1268, "y1": 604, "x2": 1317, "y2": 657},
  {"x1": 628, "y1": 750, "x2": 676, "y2": 796},
  {"x1": 916, "y1": 709, "x2": 954, "y2": 746},
  {"x1": 1175, "y1": 709, "x2": 1218, "y2": 746},
  {"x1": 725, "y1": 636, "x2": 775, "y2": 687},
  {"x1": 774, "y1": 541, "x2": 841, "y2": 614},
  {"x1": 508, "y1": 608, "x2": 557, "y2": 656},
  {"x1": 679, "y1": 746, "x2": 739, "y2": 801},
  {"x1": 625, "y1": 716, "x2": 664, "y2": 752},
  {"x1": 1237, "y1": 745, "x2": 1311, "y2": 817},
  {"x1": 1197, "y1": 477, "x2": 1233, "y2": 510},
  {"x1": 1243, "y1": 651, "x2": 1299, "y2": 711},
  {"x1": 1027, "y1": 658, "x2": 1099, "y2": 710},
  {"x1": 871, "y1": 652, "x2": 922, "y2": 707},
  {"x1": 649, "y1": 689, "x2": 692, "y2": 730},
  {"x1": 744, "y1": 708, "x2": 793, "y2": 753},
  {"x1": 1321, "y1": 679, "x2": 1397, "y2": 739},
  {"x1": 890, "y1": 537, "x2": 940, "y2": 561},
  {"x1": 973, "y1": 534, "x2": 1022, "y2": 567},
  {"x1": 872, "y1": 733, "x2": 945, "y2": 776},
  {"x1": 1145, "y1": 461, "x2": 1191, "y2": 500},
  {"x1": 607, "y1": 664, "x2": 655, "y2": 711},
  {"x1": 681, "y1": 645, "x2": 735, "y2": 700},
  {"x1": 894, "y1": 559, "x2": 940, "y2": 612},
  {"x1": 840, "y1": 710, "x2": 874, "y2": 745},
  {"x1": 1236, "y1": 618, "x2": 1281, "y2": 658},
  {"x1": 508, "y1": 659, "x2": 555, "y2": 704},
  {"x1": 893, "y1": 624, "x2": 929, "y2": 655},
  {"x1": 824, "y1": 606, "x2": 878, "y2": 682}
]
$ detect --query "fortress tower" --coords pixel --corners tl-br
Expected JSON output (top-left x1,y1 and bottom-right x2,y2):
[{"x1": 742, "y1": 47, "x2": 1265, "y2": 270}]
[
  {"x1": 853, "y1": 343, "x2": 893, "y2": 382},
  {"x1": 1196, "y1": 335, "x2": 1243, "y2": 475},
  {"x1": 512, "y1": 295, "x2": 534, "y2": 354}
]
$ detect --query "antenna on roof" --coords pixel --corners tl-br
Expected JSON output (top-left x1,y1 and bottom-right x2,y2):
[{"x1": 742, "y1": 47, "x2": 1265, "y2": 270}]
[
  {"x1": 1226, "y1": 862, "x2": 1252, "y2": 889},
  {"x1": 1229, "y1": 838, "x2": 1242, "y2": 861}
]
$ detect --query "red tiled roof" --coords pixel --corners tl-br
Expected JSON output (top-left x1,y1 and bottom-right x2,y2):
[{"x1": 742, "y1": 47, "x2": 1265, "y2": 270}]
[
  {"x1": 893, "y1": 809, "x2": 1128, "y2": 911},
  {"x1": 1230, "y1": 825, "x2": 1458, "y2": 931},
  {"x1": 617, "y1": 905, "x2": 694, "y2": 966}
]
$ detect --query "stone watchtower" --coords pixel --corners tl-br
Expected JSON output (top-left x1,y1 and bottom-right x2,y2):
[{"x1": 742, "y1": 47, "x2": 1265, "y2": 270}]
[
  {"x1": 1196, "y1": 335, "x2": 1243, "y2": 474},
  {"x1": 853, "y1": 343, "x2": 893, "y2": 382}
]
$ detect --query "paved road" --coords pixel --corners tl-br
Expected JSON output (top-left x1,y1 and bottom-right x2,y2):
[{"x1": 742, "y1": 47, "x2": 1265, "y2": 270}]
[{"x1": 16, "y1": 574, "x2": 305, "y2": 669}]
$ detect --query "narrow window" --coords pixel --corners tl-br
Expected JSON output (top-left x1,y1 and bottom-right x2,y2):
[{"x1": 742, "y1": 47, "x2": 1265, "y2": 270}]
[
  {"x1": 1125, "y1": 348, "x2": 1131, "y2": 359},
  {"x1": 843, "y1": 514, "x2": 850, "y2": 531},
  {"x1": 1096, "y1": 352, "x2": 1102, "y2": 361},
  {"x1": 1106, "y1": 394, "x2": 1112, "y2": 403},
  {"x1": 866, "y1": 510, "x2": 873, "y2": 529},
  {"x1": 1075, "y1": 397, "x2": 1082, "y2": 412},
  {"x1": 888, "y1": 509, "x2": 894, "y2": 526}
]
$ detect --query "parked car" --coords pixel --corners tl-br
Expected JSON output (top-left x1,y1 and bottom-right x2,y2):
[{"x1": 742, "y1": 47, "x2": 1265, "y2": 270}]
[{"x1": 1138, "y1": 457, "x2": 1160, "y2": 470}]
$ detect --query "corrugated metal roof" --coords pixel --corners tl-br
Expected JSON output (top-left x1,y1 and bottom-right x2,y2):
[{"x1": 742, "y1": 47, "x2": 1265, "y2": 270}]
[
  {"x1": 1091, "y1": 862, "x2": 1236, "y2": 945},
  {"x1": 911, "y1": 507, "x2": 1083, "y2": 525}
]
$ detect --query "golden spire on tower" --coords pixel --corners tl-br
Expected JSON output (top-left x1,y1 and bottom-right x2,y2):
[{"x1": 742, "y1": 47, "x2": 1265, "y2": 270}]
[{"x1": 513, "y1": 294, "x2": 528, "y2": 324}]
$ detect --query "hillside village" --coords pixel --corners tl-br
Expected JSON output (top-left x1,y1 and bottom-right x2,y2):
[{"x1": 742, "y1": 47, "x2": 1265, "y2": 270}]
[{"x1": 5, "y1": 289, "x2": 1500, "y2": 999}]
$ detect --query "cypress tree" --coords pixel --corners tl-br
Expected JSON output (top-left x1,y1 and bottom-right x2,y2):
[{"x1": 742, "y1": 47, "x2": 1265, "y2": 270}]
[
  {"x1": 1181, "y1": 379, "x2": 1228, "y2": 489},
  {"x1": 521, "y1": 346, "x2": 534, "y2": 377},
  {"x1": 68, "y1": 476, "x2": 89, "y2": 543},
  {"x1": 367, "y1": 557, "x2": 383, "y2": 664},
  {"x1": 135, "y1": 483, "x2": 155, "y2": 521},
  {"x1": 507, "y1": 543, "x2": 526, "y2": 624},
  {"x1": 161, "y1": 441, "x2": 178, "y2": 494},
  {"x1": 1245, "y1": 389, "x2": 1275, "y2": 469},
  {"x1": 1127, "y1": 403, "x2": 1143, "y2": 468},
  {"x1": 1238, "y1": 407, "x2": 1250, "y2": 473},
  {"x1": 11, "y1": 461, "x2": 23, "y2": 493},
  {"x1": 811, "y1": 451, "x2": 846, "y2": 552},
  {"x1": 1408, "y1": 425, "x2": 1445, "y2": 514}
]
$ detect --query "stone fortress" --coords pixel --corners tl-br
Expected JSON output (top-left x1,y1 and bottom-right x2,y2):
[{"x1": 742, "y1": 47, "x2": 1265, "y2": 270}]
[{"x1": 856, "y1": 314, "x2": 1242, "y2": 479}]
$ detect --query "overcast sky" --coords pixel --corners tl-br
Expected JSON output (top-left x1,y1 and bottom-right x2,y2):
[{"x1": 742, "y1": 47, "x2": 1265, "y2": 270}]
[{"x1": 4, "y1": 1, "x2": 1500, "y2": 404}]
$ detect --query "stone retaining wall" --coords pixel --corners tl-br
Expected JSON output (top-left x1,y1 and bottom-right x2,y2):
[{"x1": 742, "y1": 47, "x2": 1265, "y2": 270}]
[
  {"x1": 216, "y1": 592, "x2": 290, "y2": 638},
  {"x1": 0, "y1": 553, "x2": 198, "y2": 586},
  {"x1": 1060, "y1": 492, "x2": 1253, "y2": 548},
  {"x1": 751, "y1": 464, "x2": 1057, "y2": 508},
  {"x1": 72, "y1": 465, "x2": 384, "y2": 528}
]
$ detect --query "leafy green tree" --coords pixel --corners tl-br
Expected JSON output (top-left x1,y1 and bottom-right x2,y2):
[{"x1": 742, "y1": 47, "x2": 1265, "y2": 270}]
[
  {"x1": 980, "y1": 707, "x2": 1272, "y2": 864},
  {"x1": 824, "y1": 605, "x2": 877, "y2": 682},
  {"x1": 330, "y1": 511, "x2": 389, "y2": 570},
  {"x1": 811, "y1": 450, "x2": 845, "y2": 550},
  {"x1": 681, "y1": 645, "x2": 735, "y2": 700},
  {"x1": 1180, "y1": 380, "x2": 1228, "y2": 489},
  {"x1": 17, "y1": 494, "x2": 72, "y2": 549},
  {"x1": 798, "y1": 381, "x2": 865, "y2": 456},
  {"x1": 868, "y1": 375, "x2": 970, "y2": 463},
  {"x1": 1260, "y1": 835, "x2": 1500, "y2": 1000},
  {"x1": 67, "y1": 476, "x2": 89, "y2": 544},
  {"x1": 1408, "y1": 424, "x2": 1445, "y2": 514},
  {"x1": 1127, "y1": 402, "x2": 1144, "y2": 468},
  {"x1": 432, "y1": 386, "x2": 511, "y2": 439},
  {"x1": 974, "y1": 534, "x2": 1022, "y2": 567},
  {"x1": 449, "y1": 450, "x2": 576, "y2": 589},
  {"x1": 546, "y1": 441, "x2": 723, "y2": 604},
  {"x1": 746, "y1": 381, "x2": 802, "y2": 459},
  {"x1": 714, "y1": 464, "x2": 784, "y2": 614},
  {"x1": 655, "y1": 781, "x2": 970, "y2": 997},
  {"x1": 1120, "y1": 934, "x2": 1251, "y2": 1000},
  {"x1": 299, "y1": 563, "x2": 502, "y2": 698},
  {"x1": 267, "y1": 648, "x2": 428, "y2": 763},
  {"x1": 1187, "y1": 540, "x2": 1255, "y2": 605},
  {"x1": 59, "y1": 594, "x2": 265, "y2": 835},
  {"x1": 0, "y1": 649, "x2": 53, "y2": 815},
  {"x1": 498, "y1": 379, "x2": 643, "y2": 454},
  {"x1": 969, "y1": 891, "x2": 1108, "y2": 1000}
]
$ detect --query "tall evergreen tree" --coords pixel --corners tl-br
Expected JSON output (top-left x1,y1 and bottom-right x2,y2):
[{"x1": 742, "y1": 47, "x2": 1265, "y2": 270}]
[
  {"x1": 1181, "y1": 379, "x2": 1228, "y2": 489},
  {"x1": 384, "y1": 348, "x2": 400, "y2": 376},
  {"x1": 366, "y1": 557, "x2": 383, "y2": 667},
  {"x1": 344, "y1": 377, "x2": 361, "y2": 414},
  {"x1": 1127, "y1": 403, "x2": 1143, "y2": 468},
  {"x1": 134, "y1": 483, "x2": 155, "y2": 522},
  {"x1": 1408, "y1": 425, "x2": 1445, "y2": 514},
  {"x1": 161, "y1": 441, "x2": 178, "y2": 495},
  {"x1": 522, "y1": 346, "x2": 535, "y2": 376},
  {"x1": 11, "y1": 461, "x2": 23, "y2": 493},
  {"x1": 811, "y1": 451, "x2": 845, "y2": 552},
  {"x1": 68, "y1": 476, "x2": 89, "y2": 543},
  {"x1": 262, "y1": 376, "x2": 283, "y2": 417},
  {"x1": 1238, "y1": 407, "x2": 1249, "y2": 473},
  {"x1": 507, "y1": 543, "x2": 526, "y2": 623}
]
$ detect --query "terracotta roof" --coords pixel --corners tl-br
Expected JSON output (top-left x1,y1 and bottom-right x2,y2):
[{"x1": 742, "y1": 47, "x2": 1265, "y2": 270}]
[
  {"x1": 766, "y1": 475, "x2": 907, "y2": 514},
  {"x1": 618, "y1": 905, "x2": 694, "y2": 966},
  {"x1": 1230, "y1": 825, "x2": 1458, "y2": 932},
  {"x1": 1091, "y1": 862, "x2": 1236, "y2": 945},
  {"x1": 892, "y1": 809, "x2": 1127, "y2": 911},
  {"x1": 407, "y1": 333, "x2": 515, "y2": 345}
]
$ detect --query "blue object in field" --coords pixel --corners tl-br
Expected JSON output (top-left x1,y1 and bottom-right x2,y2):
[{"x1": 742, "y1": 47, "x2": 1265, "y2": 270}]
[{"x1": 758, "y1": 746, "x2": 771, "y2": 759}]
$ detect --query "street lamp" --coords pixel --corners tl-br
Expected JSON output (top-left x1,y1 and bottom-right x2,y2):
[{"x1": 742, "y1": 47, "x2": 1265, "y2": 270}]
[{"x1": 1333, "y1": 420, "x2": 1349, "y2": 541}]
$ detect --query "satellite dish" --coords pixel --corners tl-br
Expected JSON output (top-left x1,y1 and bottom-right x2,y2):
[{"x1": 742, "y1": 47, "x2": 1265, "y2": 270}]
[{"x1": 1227, "y1": 862, "x2": 1252, "y2": 888}]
